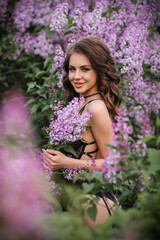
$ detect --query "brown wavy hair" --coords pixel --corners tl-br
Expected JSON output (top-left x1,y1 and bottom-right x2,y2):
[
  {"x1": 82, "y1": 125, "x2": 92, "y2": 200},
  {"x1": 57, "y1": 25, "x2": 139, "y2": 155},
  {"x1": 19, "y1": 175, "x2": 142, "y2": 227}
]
[{"x1": 63, "y1": 37, "x2": 121, "y2": 120}]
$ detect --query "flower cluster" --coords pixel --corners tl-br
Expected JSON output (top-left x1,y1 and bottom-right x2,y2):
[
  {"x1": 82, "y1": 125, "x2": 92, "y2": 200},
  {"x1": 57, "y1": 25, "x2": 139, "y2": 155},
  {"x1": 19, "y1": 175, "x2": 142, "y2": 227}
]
[
  {"x1": 12, "y1": 31, "x2": 54, "y2": 59},
  {"x1": 49, "y1": 2, "x2": 68, "y2": 34},
  {"x1": 11, "y1": 0, "x2": 67, "y2": 58},
  {"x1": 102, "y1": 106, "x2": 133, "y2": 183},
  {"x1": 130, "y1": 171, "x2": 145, "y2": 193},
  {"x1": 53, "y1": 44, "x2": 66, "y2": 70},
  {"x1": 12, "y1": 0, "x2": 56, "y2": 32},
  {"x1": 48, "y1": 97, "x2": 91, "y2": 146},
  {"x1": 125, "y1": 75, "x2": 160, "y2": 126},
  {"x1": 47, "y1": 79, "x2": 58, "y2": 98},
  {"x1": 0, "y1": 0, "x2": 8, "y2": 21},
  {"x1": 64, "y1": 166, "x2": 87, "y2": 181},
  {"x1": 52, "y1": 44, "x2": 66, "y2": 87},
  {"x1": 132, "y1": 135, "x2": 147, "y2": 158},
  {"x1": 146, "y1": 34, "x2": 160, "y2": 74}
]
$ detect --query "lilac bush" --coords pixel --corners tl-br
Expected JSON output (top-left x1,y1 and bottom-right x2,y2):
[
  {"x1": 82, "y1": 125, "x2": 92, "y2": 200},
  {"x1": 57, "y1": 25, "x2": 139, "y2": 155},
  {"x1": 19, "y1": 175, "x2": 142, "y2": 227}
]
[{"x1": 9, "y1": 0, "x2": 160, "y2": 184}]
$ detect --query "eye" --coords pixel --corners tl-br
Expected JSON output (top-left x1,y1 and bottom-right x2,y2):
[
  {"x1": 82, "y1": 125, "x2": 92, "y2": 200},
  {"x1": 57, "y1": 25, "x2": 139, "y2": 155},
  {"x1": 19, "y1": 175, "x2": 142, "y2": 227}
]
[
  {"x1": 69, "y1": 67, "x2": 75, "y2": 72},
  {"x1": 82, "y1": 68, "x2": 90, "y2": 72}
]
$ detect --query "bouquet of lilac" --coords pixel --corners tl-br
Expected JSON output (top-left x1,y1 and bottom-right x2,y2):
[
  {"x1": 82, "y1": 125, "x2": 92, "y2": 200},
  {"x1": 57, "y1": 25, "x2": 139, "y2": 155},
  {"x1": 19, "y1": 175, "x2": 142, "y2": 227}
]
[
  {"x1": 47, "y1": 97, "x2": 91, "y2": 156},
  {"x1": 44, "y1": 97, "x2": 91, "y2": 180}
]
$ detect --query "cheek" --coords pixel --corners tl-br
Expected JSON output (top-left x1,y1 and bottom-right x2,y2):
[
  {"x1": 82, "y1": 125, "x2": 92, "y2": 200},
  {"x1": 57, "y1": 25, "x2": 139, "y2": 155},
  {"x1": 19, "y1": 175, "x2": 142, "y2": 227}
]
[
  {"x1": 90, "y1": 72, "x2": 97, "y2": 83},
  {"x1": 68, "y1": 72, "x2": 73, "y2": 81}
]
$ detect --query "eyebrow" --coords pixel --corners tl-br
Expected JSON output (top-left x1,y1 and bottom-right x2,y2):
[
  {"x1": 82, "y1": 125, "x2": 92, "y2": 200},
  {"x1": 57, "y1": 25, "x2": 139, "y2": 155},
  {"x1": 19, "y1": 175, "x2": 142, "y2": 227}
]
[{"x1": 69, "y1": 64, "x2": 92, "y2": 68}]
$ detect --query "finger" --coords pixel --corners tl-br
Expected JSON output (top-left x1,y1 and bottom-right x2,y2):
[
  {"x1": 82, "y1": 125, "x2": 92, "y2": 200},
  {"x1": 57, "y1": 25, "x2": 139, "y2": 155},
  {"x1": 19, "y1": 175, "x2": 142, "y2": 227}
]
[
  {"x1": 46, "y1": 149, "x2": 60, "y2": 155},
  {"x1": 42, "y1": 149, "x2": 55, "y2": 161},
  {"x1": 44, "y1": 156, "x2": 55, "y2": 169},
  {"x1": 43, "y1": 161, "x2": 52, "y2": 170},
  {"x1": 42, "y1": 152, "x2": 51, "y2": 164}
]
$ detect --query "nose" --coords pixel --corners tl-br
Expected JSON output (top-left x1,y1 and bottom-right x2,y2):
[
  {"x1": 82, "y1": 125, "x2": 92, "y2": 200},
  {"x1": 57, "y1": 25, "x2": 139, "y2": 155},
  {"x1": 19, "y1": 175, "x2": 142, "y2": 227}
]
[{"x1": 74, "y1": 69, "x2": 81, "y2": 79}]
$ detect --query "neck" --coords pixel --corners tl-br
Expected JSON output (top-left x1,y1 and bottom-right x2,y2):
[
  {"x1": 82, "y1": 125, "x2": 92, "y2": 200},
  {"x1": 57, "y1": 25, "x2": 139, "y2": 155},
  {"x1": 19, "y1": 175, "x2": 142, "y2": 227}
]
[{"x1": 84, "y1": 92, "x2": 101, "y2": 99}]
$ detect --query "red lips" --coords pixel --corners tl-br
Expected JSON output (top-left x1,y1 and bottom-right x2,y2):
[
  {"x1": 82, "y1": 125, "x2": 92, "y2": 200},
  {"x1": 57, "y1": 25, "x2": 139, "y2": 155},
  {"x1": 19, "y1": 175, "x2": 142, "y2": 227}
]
[{"x1": 74, "y1": 82, "x2": 85, "y2": 88}]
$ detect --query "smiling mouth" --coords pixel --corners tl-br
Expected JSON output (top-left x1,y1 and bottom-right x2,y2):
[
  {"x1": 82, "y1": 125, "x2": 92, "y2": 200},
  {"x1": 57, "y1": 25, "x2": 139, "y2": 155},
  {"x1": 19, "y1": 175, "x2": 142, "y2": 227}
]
[{"x1": 74, "y1": 82, "x2": 85, "y2": 88}]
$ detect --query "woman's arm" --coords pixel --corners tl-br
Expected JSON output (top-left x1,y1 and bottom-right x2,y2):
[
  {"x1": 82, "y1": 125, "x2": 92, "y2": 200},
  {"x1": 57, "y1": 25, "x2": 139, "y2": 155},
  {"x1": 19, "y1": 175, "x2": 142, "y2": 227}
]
[
  {"x1": 42, "y1": 148, "x2": 105, "y2": 171},
  {"x1": 42, "y1": 100, "x2": 114, "y2": 172}
]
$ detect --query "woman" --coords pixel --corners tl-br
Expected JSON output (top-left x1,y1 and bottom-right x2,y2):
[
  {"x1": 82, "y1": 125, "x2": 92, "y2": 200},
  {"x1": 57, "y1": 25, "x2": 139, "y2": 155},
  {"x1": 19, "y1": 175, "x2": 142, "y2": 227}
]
[{"x1": 42, "y1": 37, "x2": 121, "y2": 229}]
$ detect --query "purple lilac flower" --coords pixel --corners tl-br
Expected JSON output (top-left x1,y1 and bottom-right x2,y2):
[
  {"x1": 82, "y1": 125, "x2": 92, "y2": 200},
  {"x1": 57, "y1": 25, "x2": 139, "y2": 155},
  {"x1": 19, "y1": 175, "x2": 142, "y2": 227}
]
[
  {"x1": 0, "y1": 91, "x2": 31, "y2": 138},
  {"x1": 130, "y1": 171, "x2": 145, "y2": 192},
  {"x1": 0, "y1": 0, "x2": 8, "y2": 20},
  {"x1": 48, "y1": 97, "x2": 91, "y2": 145},
  {"x1": 126, "y1": 74, "x2": 160, "y2": 126},
  {"x1": 12, "y1": 0, "x2": 34, "y2": 32},
  {"x1": 49, "y1": 2, "x2": 68, "y2": 34},
  {"x1": 47, "y1": 79, "x2": 58, "y2": 98},
  {"x1": 12, "y1": 31, "x2": 54, "y2": 58},
  {"x1": 64, "y1": 166, "x2": 87, "y2": 181},
  {"x1": 102, "y1": 106, "x2": 133, "y2": 183},
  {"x1": 132, "y1": 135, "x2": 147, "y2": 158},
  {"x1": 146, "y1": 34, "x2": 160, "y2": 74},
  {"x1": 116, "y1": 22, "x2": 149, "y2": 77},
  {"x1": 35, "y1": 153, "x2": 58, "y2": 193},
  {"x1": 52, "y1": 44, "x2": 66, "y2": 87},
  {"x1": 12, "y1": 0, "x2": 56, "y2": 32},
  {"x1": 0, "y1": 150, "x2": 51, "y2": 232},
  {"x1": 0, "y1": 92, "x2": 55, "y2": 236}
]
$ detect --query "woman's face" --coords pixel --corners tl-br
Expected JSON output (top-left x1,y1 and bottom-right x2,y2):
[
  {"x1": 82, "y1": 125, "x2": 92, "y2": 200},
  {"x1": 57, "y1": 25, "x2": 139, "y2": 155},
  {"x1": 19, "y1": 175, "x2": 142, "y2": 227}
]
[{"x1": 68, "y1": 52, "x2": 98, "y2": 97}]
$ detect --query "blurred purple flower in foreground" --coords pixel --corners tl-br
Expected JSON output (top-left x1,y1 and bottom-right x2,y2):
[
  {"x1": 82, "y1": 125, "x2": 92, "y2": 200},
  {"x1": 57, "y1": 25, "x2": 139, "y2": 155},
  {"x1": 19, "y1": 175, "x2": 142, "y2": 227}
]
[{"x1": 0, "y1": 91, "x2": 55, "y2": 239}]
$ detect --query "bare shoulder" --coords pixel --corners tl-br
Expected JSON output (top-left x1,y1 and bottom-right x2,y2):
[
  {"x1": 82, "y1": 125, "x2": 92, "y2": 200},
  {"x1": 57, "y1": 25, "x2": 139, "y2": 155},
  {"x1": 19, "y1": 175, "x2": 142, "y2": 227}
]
[{"x1": 86, "y1": 99, "x2": 109, "y2": 116}]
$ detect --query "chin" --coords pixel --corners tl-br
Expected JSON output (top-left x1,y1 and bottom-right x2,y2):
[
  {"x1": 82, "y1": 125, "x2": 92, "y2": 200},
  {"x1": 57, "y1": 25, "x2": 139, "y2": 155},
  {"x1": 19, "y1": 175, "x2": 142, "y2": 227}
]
[{"x1": 74, "y1": 88, "x2": 86, "y2": 95}]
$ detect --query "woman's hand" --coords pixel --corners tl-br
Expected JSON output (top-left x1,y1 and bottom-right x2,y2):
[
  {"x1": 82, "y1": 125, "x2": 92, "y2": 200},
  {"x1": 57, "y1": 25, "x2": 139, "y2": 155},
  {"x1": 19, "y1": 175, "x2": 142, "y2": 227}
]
[{"x1": 42, "y1": 149, "x2": 68, "y2": 170}]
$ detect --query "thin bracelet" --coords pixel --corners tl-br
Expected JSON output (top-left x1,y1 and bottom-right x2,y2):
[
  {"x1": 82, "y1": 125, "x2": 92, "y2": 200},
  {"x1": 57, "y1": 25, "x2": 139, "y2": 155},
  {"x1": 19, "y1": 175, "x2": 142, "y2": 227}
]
[{"x1": 87, "y1": 159, "x2": 90, "y2": 170}]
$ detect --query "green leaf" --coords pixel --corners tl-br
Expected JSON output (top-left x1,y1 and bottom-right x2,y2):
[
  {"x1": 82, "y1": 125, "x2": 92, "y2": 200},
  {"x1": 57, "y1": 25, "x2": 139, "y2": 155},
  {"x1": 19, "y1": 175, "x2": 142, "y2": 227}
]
[
  {"x1": 68, "y1": 17, "x2": 74, "y2": 24},
  {"x1": 42, "y1": 105, "x2": 50, "y2": 112},
  {"x1": 27, "y1": 82, "x2": 36, "y2": 89},
  {"x1": 147, "y1": 149, "x2": 160, "y2": 174},
  {"x1": 73, "y1": 172, "x2": 92, "y2": 183},
  {"x1": 64, "y1": 30, "x2": 74, "y2": 36},
  {"x1": 120, "y1": 190, "x2": 133, "y2": 202},
  {"x1": 143, "y1": 135, "x2": 156, "y2": 143},
  {"x1": 87, "y1": 205, "x2": 97, "y2": 222},
  {"x1": 106, "y1": 143, "x2": 119, "y2": 151},
  {"x1": 24, "y1": 98, "x2": 35, "y2": 107},
  {"x1": 63, "y1": 145, "x2": 78, "y2": 157},
  {"x1": 47, "y1": 31, "x2": 54, "y2": 39},
  {"x1": 156, "y1": 136, "x2": 160, "y2": 147},
  {"x1": 82, "y1": 182, "x2": 95, "y2": 194},
  {"x1": 156, "y1": 117, "x2": 160, "y2": 127},
  {"x1": 44, "y1": 57, "x2": 53, "y2": 68},
  {"x1": 101, "y1": 11, "x2": 107, "y2": 17},
  {"x1": 31, "y1": 104, "x2": 39, "y2": 114},
  {"x1": 90, "y1": 171, "x2": 103, "y2": 183},
  {"x1": 35, "y1": 70, "x2": 46, "y2": 77}
]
